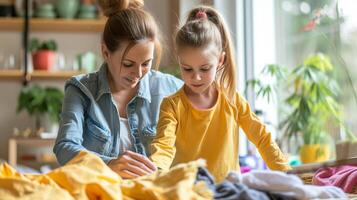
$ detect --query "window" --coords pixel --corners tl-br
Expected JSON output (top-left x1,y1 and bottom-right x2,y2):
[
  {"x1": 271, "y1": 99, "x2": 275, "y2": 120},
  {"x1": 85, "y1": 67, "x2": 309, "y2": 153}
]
[
  {"x1": 215, "y1": 0, "x2": 357, "y2": 157},
  {"x1": 276, "y1": 0, "x2": 357, "y2": 145}
]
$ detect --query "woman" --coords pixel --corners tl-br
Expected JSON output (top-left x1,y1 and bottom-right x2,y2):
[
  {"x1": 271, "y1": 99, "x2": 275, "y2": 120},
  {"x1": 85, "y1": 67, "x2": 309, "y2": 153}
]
[{"x1": 53, "y1": 0, "x2": 182, "y2": 179}]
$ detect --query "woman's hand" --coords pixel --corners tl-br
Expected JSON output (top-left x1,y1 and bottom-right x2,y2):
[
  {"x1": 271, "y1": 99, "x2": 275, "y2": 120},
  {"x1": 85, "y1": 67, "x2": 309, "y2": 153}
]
[{"x1": 108, "y1": 150, "x2": 157, "y2": 179}]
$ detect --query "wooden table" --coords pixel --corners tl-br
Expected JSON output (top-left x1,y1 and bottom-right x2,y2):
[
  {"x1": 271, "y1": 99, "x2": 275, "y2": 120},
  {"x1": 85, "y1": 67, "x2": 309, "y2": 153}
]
[{"x1": 8, "y1": 137, "x2": 56, "y2": 166}]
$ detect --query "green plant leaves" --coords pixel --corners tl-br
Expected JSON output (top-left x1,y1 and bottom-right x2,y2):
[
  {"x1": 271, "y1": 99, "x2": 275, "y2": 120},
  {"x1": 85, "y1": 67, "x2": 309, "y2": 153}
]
[
  {"x1": 17, "y1": 85, "x2": 64, "y2": 124},
  {"x1": 29, "y1": 38, "x2": 58, "y2": 52},
  {"x1": 303, "y1": 53, "x2": 333, "y2": 72},
  {"x1": 247, "y1": 53, "x2": 346, "y2": 145},
  {"x1": 246, "y1": 64, "x2": 287, "y2": 104}
]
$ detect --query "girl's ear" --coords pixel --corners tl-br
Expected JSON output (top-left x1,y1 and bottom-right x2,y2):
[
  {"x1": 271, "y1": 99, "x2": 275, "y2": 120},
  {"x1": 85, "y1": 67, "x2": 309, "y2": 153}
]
[
  {"x1": 218, "y1": 51, "x2": 226, "y2": 67},
  {"x1": 101, "y1": 43, "x2": 110, "y2": 61}
]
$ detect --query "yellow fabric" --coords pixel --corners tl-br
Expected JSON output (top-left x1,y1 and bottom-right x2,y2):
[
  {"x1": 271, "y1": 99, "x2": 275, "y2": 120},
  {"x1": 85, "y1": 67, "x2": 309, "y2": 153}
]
[
  {"x1": 46, "y1": 151, "x2": 123, "y2": 200},
  {"x1": 121, "y1": 159, "x2": 212, "y2": 200},
  {"x1": 150, "y1": 87, "x2": 291, "y2": 182},
  {"x1": 0, "y1": 151, "x2": 122, "y2": 200},
  {"x1": 0, "y1": 151, "x2": 212, "y2": 200},
  {"x1": 0, "y1": 163, "x2": 73, "y2": 200}
]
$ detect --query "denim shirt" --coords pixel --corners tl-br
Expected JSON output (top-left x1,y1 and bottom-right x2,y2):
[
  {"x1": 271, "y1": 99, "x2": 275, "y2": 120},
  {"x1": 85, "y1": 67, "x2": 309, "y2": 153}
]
[{"x1": 53, "y1": 64, "x2": 183, "y2": 165}]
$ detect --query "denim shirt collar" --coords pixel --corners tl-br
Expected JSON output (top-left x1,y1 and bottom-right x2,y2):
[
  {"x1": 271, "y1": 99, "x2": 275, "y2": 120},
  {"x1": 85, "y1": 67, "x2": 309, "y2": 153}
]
[
  {"x1": 96, "y1": 63, "x2": 111, "y2": 101},
  {"x1": 96, "y1": 63, "x2": 151, "y2": 103},
  {"x1": 137, "y1": 71, "x2": 151, "y2": 103}
]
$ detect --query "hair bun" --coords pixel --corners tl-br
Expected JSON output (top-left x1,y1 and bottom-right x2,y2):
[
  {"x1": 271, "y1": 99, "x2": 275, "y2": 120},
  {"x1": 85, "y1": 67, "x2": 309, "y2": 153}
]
[{"x1": 98, "y1": 0, "x2": 144, "y2": 17}]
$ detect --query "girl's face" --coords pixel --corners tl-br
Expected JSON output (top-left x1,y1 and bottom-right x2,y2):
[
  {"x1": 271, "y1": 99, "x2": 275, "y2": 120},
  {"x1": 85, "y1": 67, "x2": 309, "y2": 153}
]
[
  {"x1": 102, "y1": 40, "x2": 154, "y2": 91},
  {"x1": 178, "y1": 46, "x2": 224, "y2": 95}
]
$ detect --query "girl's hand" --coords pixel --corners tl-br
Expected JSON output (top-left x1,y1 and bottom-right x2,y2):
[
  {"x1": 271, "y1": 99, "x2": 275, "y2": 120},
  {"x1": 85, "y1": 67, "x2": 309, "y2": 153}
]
[{"x1": 108, "y1": 150, "x2": 157, "y2": 179}]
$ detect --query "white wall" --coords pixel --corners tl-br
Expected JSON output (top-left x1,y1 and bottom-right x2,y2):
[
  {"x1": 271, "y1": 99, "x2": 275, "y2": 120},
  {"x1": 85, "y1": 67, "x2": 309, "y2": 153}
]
[{"x1": 0, "y1": 1, "x2": 175, "y2": 161}]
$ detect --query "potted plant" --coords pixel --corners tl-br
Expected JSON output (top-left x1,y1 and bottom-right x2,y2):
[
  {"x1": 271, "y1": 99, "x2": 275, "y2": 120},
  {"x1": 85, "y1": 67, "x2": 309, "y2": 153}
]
[
  {"x1": 247, "y1": 53, "x2": 356, "y2": 163},
  {"x1": 17, "y1": 85, "x2": 64, "y2": 134},
  {"x1": 29, "y1": 38, "x2": 57, "y2": 71}
]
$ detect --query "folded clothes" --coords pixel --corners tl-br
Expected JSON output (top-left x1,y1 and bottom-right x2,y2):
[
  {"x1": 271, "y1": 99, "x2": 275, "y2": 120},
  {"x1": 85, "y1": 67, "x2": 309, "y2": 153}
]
[
  {"x1": 226, "y1": 170, "x2": 347, "y2": 200},
  {"x1": 313, "y1": 165, "x2": 357, "y2": 193}
]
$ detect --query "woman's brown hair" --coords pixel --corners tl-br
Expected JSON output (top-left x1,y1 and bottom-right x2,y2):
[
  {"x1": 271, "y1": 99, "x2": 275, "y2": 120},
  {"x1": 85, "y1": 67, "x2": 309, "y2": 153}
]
[
  {"x1": 175, "y1": 6, "x2": 237, "y2": 100},
  {"x1": 98, "y1": 0, "x2": 162, "y2": 69}
]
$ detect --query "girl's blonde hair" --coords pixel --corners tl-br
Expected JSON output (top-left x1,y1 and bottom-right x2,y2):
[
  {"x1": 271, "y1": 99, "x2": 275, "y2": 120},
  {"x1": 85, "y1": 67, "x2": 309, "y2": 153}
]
[
  {"x1": 175, "y1": 6, "x2": 237, "y2": 100},
  {"x1": 98, "y1": 0, "x2": 162, "y2": 69}
]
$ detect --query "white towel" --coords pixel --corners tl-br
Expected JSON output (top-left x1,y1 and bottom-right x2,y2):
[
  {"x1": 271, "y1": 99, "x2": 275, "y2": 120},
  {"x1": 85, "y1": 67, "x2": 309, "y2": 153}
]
[{"x1": 226, "y1": 170, "x2": 348, "y2": 200}]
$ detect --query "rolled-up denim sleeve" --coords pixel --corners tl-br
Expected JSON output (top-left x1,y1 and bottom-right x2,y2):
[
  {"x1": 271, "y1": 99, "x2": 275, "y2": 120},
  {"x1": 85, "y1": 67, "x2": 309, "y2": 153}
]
[{"x1": 53, "y1": 84, "x2": 87, "y2": 165}]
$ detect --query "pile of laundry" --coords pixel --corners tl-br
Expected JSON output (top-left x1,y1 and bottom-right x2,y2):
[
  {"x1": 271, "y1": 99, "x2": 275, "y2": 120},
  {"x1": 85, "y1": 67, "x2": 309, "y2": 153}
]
[
  {"x1": 0, "y1": 151, "x2": 349, "y2": 200},
  {"x1": 198, "y1": 167, "x2": 347, "y2": 200}
]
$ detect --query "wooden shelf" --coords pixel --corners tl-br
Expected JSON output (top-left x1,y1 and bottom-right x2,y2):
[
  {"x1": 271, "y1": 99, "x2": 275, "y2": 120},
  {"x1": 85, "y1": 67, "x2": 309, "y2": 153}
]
[
  {"x1": 10, "y1": 137, "x2": 56, "y2": 145},
  {"x1": 31, "y1": 70, "x2": 83, "y2": 79},
  {"x1": 0, "y1": 70, "x2": 22, "y2": 78},
  {"x1": 0, "y1": 17, "x2": 106, "y2": 32},
  {"x1": 0, "y1": 70, "x2": 82, "y2": 80}
]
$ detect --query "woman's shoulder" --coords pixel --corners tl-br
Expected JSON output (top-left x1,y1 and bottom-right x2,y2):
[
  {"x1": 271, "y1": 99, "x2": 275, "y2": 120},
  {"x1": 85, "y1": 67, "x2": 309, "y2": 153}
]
[
  {"x1": 64, "y1": 70, "x2": 101, "y2": 99},
  {"x1": 148, "y1": 70, "x2": 182, "y2": 84},
  {"x1": 67, "y1": 70, "x2": 99, "y2": 86},
  {"x1": 147, "y1": 70, "x2": 184, "y2": 93}
]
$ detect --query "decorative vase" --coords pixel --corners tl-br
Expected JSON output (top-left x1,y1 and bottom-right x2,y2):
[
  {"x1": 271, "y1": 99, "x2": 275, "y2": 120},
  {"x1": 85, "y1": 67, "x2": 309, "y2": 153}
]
[
  {"x1": 55, "y1": 0, "x2": 79, "y2": 19},
  {"x1": 78, "y1": 4, "x2": 97, "y2": 19},
  {"x1": 35, "y1": 3, "x2": 56, "y2": 19}
]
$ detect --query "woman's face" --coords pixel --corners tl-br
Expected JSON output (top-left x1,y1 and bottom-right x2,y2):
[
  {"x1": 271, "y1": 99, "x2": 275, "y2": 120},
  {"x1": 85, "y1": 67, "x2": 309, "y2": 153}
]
[{"x1": 102, "y1": 40, "x2": 155, "y2": 91}]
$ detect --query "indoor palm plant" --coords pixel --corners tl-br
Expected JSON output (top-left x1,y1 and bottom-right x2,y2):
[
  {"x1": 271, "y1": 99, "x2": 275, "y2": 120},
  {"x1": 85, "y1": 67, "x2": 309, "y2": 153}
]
[
  {"x1": 247, "y1": 53, "x2": 355, "y2": 163},
  {"x1": 17, "y1": 85, "x2": 64, "y2": 133}
]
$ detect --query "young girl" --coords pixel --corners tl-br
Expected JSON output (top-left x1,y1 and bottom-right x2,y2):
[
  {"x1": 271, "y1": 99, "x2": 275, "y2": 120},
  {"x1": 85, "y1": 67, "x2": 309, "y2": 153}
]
[{"x1": 150, "y1": 6, "x2": 291, "y2": 182}]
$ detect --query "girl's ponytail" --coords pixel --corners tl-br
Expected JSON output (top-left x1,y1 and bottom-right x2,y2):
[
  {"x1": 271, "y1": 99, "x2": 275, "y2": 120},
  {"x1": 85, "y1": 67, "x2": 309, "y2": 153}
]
[{"x1": 177, "y1": 6, "x2": 237, "y2": 100}]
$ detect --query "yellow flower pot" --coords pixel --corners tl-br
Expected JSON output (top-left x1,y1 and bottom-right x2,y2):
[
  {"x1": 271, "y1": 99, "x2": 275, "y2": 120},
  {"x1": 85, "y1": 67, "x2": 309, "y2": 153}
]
[{"x1": 300, "y1": 144, "x2": 330, "y2": 164}]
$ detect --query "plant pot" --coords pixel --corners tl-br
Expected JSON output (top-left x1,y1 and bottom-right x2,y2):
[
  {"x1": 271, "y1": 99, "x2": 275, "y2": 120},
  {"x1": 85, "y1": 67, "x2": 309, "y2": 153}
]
[
  {"x1": 39, "y1": 114, "x2": 58, "y2": 132},
  {"x1": 34, "y1": 114, "x2": 59, "y2": 138},
  {"x1": 32, "y1": 50, "x2": 56, "y2": 70},
  {"x1": 300, "y1": 144, "x2": 330, "y2": 164}
]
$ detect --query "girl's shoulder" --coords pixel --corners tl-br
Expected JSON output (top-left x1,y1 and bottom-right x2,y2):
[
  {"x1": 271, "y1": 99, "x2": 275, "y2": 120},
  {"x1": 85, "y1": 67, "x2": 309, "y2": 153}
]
[{"x1": 219, "y1": 87, "x2": 246, "y2": 108}]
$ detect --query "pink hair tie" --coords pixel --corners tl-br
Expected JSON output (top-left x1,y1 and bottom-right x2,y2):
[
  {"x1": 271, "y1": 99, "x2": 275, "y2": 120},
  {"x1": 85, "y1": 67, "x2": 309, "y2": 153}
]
[{"x1": 196, "y1": 11, "x2": 207, "y2": 19}]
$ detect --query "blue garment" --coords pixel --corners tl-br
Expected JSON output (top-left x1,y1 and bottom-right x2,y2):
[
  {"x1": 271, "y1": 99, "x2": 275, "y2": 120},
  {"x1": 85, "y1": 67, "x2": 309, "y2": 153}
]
[
  {"x1": 196, "y1": 167, "x2": 271, "y2": 200},
  {"x1": 53, "y1": 63, "x2": 183, "y2": 165},
  {"x1": 196, "y1": 167, "x2": 297, "y2": 200}
]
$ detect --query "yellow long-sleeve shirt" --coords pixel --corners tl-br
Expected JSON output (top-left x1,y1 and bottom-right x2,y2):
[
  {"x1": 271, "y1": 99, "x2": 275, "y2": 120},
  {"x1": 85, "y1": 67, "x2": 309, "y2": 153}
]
[{"x1": 150, "y1": 87, "x2": 291, "y2": 182}]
